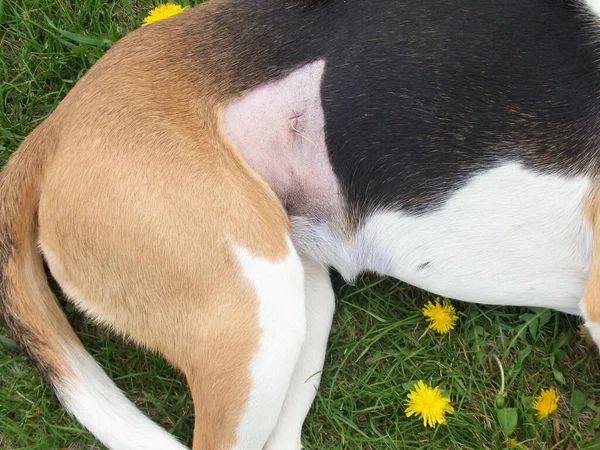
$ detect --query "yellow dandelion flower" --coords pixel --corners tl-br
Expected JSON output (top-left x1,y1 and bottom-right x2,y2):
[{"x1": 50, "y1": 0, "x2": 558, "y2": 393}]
[
  {"x1": 405, "y1": 380, "x2": 454, "y2": 427},
  {"x1": 533, "y1": 387, "x2": 559, "y2": 419},
  {"x1": 507, "y1": 437, "x2": 517, "y2": 446},
  {"x1": 142, "y1": 3, "x2": 189, "y2": 26},
  {"x1": 422, "y1": 298, "x2": 458, "y2": 334}
]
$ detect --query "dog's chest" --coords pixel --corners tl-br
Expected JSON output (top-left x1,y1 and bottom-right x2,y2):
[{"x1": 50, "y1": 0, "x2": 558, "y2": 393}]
[{"x1": 293, "y1": 164, "x2": 593, "y2": 313}]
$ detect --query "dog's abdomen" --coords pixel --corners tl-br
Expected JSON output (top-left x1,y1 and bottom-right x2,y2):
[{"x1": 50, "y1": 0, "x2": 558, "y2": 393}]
[
  {"x1": 361, "y1": 165, "x2": 592, "y2": 312},
  {"x1": 291, "y1": 163, "x2": 592, "y2": 314},
  {"x1": 216, "y1": 0, "x2": 600, "y2": 314}
]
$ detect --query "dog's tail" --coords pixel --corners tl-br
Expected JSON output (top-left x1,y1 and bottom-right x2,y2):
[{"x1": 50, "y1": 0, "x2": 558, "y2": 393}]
[{"x1": 0, "y1": 120, "x2": 187, "y2": 450}]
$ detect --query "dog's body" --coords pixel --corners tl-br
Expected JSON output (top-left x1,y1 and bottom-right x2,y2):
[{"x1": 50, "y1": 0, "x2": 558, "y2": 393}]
[{"x1": 3, "y1": 0, "x2": 600, "y2": 448}]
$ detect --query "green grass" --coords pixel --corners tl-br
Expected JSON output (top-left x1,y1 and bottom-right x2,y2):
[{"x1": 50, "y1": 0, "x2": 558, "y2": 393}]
[{"x1": 1, "y1": 1, "x2": 600, "y2": 448}]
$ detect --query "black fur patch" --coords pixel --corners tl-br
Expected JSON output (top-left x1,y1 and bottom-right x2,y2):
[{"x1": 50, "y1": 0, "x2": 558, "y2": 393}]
[
  {"x1": 297, "y1": 0, "x2": 334, "y2": 9},
  {"x1": 188, "y1": 0, "x2": 600, "y2": 218},
  {"x1": 319, "y1": 0, "x2": 600, "y2": 214}
]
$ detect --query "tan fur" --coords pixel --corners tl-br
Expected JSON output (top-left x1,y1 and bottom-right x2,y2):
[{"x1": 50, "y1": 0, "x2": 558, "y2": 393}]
[
  {"x1": 0, "y1": 118, "x2": 85, "y2": 383},
  {"x1": 583, "y1": 182, "x2": 600, "y2": 324},
  {"x1": 0, "y1": 3, "x2": 293, "y2": 448}
]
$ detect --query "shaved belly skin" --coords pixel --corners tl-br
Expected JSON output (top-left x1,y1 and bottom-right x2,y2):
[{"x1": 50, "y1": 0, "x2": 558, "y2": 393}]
[{"x1": 223, "y1": 60, "x2": 340, "y2": 218}]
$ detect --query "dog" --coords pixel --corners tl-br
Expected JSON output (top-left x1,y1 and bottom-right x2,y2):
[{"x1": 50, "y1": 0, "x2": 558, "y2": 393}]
[{"x1": 2, "y1": 0, "x2": 600, "y2": 448}]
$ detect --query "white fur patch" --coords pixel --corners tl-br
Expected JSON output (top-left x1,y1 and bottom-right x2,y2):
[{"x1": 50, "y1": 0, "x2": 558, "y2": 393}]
[
  {"x1": 233, "y1": 239, "x2": 306, "y2": 449},
  {"x1": 584, "y1": 0, "x2": 600, "y2": 18},
  {"x1": 582, "y1": 321, "x2": 600, "y2": 347},
  {"x1": 579, "y1": 303, "x2": 600, "y2": 347},
  {"x1": 265, "y1": 256, "x2": 335, "y2": 450},
  {"x1": 294, "y1": 163, "x2": 593, "y2": 313},
  {"x1": 56, "y1": 346, "x2": 188, "y2": 450}
]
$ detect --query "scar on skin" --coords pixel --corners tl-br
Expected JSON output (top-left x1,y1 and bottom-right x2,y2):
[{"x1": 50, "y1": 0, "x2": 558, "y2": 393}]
[{"x1": 289, "y1": 109, "x2": 316, "y2": 146}]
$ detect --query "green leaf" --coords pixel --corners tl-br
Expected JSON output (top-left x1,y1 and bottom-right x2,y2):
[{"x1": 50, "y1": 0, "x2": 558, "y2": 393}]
[
  {"x1": 580, "y1": 434, "x2": 600, "y2": 450},
  {"x1": 527, "y1": 317, "x2": 539, "y2": 340},
  {"x1": 56, "y1": 29, "x2": 114, "y2": 48},
  {"x1": 517, "y1": 347, "x2": 531, "y2": 364},
  {"x1": 402, "y1": 380, "x2": 418, "y2": 391},
  {"x1": 548, "y1": 354, "x2": 566, "y2": 385},
  {"x1": 555, "y1": 331, "x2": 569, "y2": 350},
  {"x1": 0, "y1": 335, "x2": 20, "y2": 351},
  {"x1": 587, "y1": 400, "x2": 600, "y2": 414},
  {"x1": 571, "y1": 389, "x2": 587, "y2": 422},
  {"x1": 365, "y1": 353, "x2": 388, "y2": 365},
  {"x1": 521, "y1": 396, "x2": 534, "y2": 409},
  {"x1": 497, "y1": 408, "x2": 518, "y2": 436},
  {"x1": 553, "y1": 368, "x2": 566, "y2": 385},
  {"x1": 554, "y1": 349, "x2": 567, "y2": 361},
  {"x1": 538, "y1": 309, "x2": 552, "y2": 329},
  {"x1": 45, "y1": 17, "x2": 114, "y2": 48},
  {"x1": 518, "y1": 310, "x2": 550, "y2": 341},
  {"x1": 495, "y1": 393, "x2": 506, "y2": 408}
]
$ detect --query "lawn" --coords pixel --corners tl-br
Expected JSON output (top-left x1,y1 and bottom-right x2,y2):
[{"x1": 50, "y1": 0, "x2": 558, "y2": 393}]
[{"x1": 2, "y1": 1, "x2": 600, "y2": 449}]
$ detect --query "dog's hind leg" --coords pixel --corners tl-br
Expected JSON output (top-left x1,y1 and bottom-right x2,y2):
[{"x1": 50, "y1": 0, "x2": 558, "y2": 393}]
[
  {"x1": 582, "y1": 185, "x2": 600, "y2": 348},
  {"x1": 225, "y1": 243, "x2": 307, "y2": 450},
  {"x1": 265, "y1": 256, "x2": 335, "y2": 450},
  {"x1": 41, "y1": 238, "x2": 306, "y2": 450},
  {"x1": 36, "y1": 122, "x2": 307, "y2": 448}
]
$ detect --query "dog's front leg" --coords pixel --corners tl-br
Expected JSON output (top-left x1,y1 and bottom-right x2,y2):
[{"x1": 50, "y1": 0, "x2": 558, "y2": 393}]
[{"x1": 264, "y1": 256, "x2": 335, "y2": 450}]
